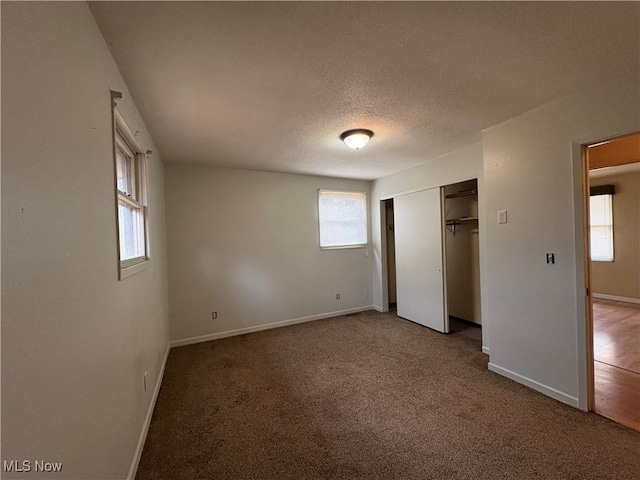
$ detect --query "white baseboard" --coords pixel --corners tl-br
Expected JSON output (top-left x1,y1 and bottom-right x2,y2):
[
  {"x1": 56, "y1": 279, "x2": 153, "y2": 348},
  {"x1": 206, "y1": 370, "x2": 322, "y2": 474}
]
[
  {"x1": 373, "y1": 305, "x2": 385, "y2": 313},
  {"x1": 592, "y1": 293, "x2": 640, "y2": 305},
  {"x1": 170, "y1": 306, "x2": 375, "y2": 348},
  {"x1": 482, "y1": 346, "x2": 490, "y2": 355},
  {"x1": 488, "y1": 362, "x2": 579, "y2": 408},
  {"x1": 128, "y1": 343, "x2": 170, "y2": 480}
]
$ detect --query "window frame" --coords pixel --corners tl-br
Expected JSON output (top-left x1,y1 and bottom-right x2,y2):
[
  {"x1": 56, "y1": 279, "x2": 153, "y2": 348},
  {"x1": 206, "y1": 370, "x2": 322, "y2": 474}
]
[
  {"x1": 589, "y1": 192, "x2": 614, "y2": 262},
  {"x1": 317, "y1": 189, "x2": 368, "y2": 250},
  {"x1": 113, "y1": 106, "x2": 151, "y2": 279}
]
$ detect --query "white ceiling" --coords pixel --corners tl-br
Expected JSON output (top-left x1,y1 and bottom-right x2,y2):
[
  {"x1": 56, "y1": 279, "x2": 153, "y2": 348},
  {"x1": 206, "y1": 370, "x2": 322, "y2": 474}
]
[{"x1": 89, "y1": 1, "x2": 640, "y2": 180}]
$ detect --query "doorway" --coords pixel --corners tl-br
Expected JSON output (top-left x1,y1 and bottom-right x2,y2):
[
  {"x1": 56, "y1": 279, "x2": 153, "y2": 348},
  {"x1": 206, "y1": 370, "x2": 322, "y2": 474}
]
[
  {"x1": 382, "y1": 180, "x2": 482, "y2": 339},
  {"x1": 384, "y1": 199, "x2": 397, "y2": 311},
  {"x1": 585, "y1": 132, "x2": 640, "y2": 432},
  {"x1": 444, "y1": 179, "x2": 482, "y2": 341}
]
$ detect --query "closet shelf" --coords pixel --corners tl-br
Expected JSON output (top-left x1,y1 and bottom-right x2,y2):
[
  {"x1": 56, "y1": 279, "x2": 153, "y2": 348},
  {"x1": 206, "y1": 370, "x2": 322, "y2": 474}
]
[
  {"x1": 445, "y1": 189, "x2": 477, "y2": 199},
  {"x1": 445, "y1": 217, "x2": 478, "y2": 235}
]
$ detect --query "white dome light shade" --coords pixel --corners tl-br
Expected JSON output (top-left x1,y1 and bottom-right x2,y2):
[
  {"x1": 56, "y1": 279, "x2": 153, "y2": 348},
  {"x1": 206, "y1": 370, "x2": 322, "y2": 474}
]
[{"x1": 340, "y1": 129, "x2": 374, "y2": 150}]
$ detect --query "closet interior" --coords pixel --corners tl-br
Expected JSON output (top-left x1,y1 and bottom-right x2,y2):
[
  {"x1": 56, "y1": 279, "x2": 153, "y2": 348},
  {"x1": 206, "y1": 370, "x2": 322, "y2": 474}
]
[{"x1": 444, "y1": 179, "x2": 482, "y2": 328}]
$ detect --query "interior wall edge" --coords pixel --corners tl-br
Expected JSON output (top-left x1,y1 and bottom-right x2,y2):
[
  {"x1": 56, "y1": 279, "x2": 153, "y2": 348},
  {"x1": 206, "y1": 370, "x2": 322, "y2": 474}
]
[
  {"x1": 127, "y1": 343, "x2": 171, "y2": 480},
  {"x1": 488, "y1": 363, "x2": 580, "y2": 409}
]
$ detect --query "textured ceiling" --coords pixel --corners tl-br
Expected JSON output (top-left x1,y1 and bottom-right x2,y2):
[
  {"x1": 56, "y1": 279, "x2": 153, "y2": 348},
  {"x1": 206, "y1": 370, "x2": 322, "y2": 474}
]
[{"x1": 89, "y1": 1, "x2": 640, "y2": 180}]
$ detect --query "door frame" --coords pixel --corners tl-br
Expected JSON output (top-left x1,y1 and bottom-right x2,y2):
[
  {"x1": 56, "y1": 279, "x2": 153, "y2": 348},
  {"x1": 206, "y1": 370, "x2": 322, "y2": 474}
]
[
  {"x1": 382, "y1": 198, "x2": 397, "y2": 309},
  {"x1": 577, "y1": 130, "x2": 639, "y2": 412},
  {"x1": 379, "y1": 198, "x2": 391, "y2": 312},
  {"x1": 580, "y1": 144, "x2": 595, "y2": 412}
]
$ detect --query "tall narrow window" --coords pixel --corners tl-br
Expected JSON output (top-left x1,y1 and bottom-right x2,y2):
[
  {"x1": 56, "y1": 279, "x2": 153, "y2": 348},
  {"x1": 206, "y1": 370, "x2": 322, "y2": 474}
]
[
  {"x1": 318, "y1": 190, "x2": 368, "y2": 249},
  {"x1": 590, "y1": 192, "x2": 614, "y2": 262},
  {"x1": 113, "y1": 106, "x2": 150, "y2": 278}
]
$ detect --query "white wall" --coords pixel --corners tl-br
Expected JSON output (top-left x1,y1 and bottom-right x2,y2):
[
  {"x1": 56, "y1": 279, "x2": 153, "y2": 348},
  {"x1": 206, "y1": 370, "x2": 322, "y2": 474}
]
[
  {"x1": 370, "y1": 143, "x2": 486, "y2": 339},
  {"x1": 482, "y1": 77, "x2": 640, "y2": 409},
  {"x1": 2, "y1": 3, "x2": 170, "y2": 479},
  {"x1": 165, "y1": 164, "x2": 373, "y2": 343}
]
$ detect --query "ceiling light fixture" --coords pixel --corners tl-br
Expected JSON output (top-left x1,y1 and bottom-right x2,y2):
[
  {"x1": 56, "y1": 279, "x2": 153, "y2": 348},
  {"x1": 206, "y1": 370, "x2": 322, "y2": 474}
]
[{"x1": 340, "y1": 129, "x2": 374, "y2": 150}]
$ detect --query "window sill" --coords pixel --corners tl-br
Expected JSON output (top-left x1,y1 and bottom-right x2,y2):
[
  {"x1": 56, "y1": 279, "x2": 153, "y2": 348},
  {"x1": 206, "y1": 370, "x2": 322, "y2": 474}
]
[
  {"x1": 320, "y1": 244, "x2": 368, "y2": 251},
  {"x1": 119, "y1": 259, "x2": 151, "y2": 280}
]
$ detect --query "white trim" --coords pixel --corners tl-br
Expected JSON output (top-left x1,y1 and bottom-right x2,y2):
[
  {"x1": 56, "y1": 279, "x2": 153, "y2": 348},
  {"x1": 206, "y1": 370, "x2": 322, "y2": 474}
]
[
  {"x1": 440, "y1": 186, "x2": 449, "y2": 333},
  {"x1": 379, "y1": 199, "x2": 390, "y2": 310},
  {"x1": 121, "y1": 255, "x2": 147, "y2": 269},
  {"x1": 488, "y1": 362, "x2": 579, "y2": 408},
  {"x1": 114, "y1": 108, "x2": 143, "y2": 153},
  {"x1": 113, "y1": 104, "x2": 150, "y2": 282},
  {"x1": 318, "y1": 189, "x2": 368, "y2": 196},
  {"x1": 572, "y1": 140, "x2": 590, "y2": 412},
  {"x1": 373, "y1": 305, "x2": 385, "y2": 313},
  {"x1": 118, "y1": 192, "x2": 144, "y2": 210},
  {"x1": 592, "y1": 293, "x2": 640, "y2": 305},
  {"x1": 378, "y1": 175, "x2": 479, "y2": 201},
  {"x1": 119, "y1": 259, "x2": 151, "y2": 280},
  {"x1": 170, "y1": 306, "x2": 375, "y2": 348},
  {"x1": 320, "y1": 244, "x2": 367, "y2": 251},
  {"x1": 128, "y1": 344, "x2": 170, "y2": 480},
  {"x1": 379, "y1": 186, "x2": 429, "y2": 201},
  {"x1": 589, "y1": 161, "x2": 640, "y2": 178},
  {"x1": 482, "y1": 346, "x2": 490, "y2": 355}
]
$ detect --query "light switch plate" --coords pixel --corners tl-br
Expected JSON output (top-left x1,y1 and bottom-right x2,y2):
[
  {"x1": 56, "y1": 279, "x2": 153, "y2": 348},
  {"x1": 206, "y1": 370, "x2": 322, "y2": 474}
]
[{"x1": 498, "y1": 210, "x2": 508, "y2": 224}]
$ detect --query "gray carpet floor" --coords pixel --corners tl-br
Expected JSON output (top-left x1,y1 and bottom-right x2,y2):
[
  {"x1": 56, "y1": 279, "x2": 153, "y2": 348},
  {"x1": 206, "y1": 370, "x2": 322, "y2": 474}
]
[{"x1": 136, "y1": 310, "x2": 640, "y2": 479}]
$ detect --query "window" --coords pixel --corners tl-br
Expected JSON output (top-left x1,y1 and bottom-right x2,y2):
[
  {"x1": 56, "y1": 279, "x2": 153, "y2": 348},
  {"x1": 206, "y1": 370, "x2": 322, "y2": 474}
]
[
  {"x1": 113, "y1": 108, "x2": 150, "y2": 278},
  {"x1": 318, "y1": 190, "x2": 368, "y2": 248},
  {"x1": 590, "y1": 193, "x2": 613, "y2": 262}
]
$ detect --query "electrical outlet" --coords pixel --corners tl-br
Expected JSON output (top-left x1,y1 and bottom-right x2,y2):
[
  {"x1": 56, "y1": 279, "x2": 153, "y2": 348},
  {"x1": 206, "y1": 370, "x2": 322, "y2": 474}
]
[
  {"x1": 497, "y1": 210, "x2": 508, "y2": 224},
  {"x1": 336, "y1": 293, "x2": 340, "y2": 300},
  {"x1": 363, "y1": 290, "x2": 369, "y2": 299},
  {"x1": 144, "y1": 371, "x2": 148, "y2": 393},
  {"x1": 212, "y1": 311, "x2": 218, "y2": 320}
]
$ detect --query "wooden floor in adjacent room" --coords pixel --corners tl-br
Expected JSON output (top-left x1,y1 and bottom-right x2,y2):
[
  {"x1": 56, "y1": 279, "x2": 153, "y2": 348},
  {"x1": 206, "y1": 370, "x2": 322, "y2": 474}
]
[{"x1": 593, "y1": 298, "x2": 640, "y2": 432}]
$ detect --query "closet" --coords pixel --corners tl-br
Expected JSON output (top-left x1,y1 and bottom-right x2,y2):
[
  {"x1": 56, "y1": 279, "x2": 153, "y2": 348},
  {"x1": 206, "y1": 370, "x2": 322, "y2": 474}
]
[
  {"x1": 443, "y1": 179, "x2": 481, "y2": 325},
  {"x1": 389, "y1": 179, "x2": 481, "y2": 335}
]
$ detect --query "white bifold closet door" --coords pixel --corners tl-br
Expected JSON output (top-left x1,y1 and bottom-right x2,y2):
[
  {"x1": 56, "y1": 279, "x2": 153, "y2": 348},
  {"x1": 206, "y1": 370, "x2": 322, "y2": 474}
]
[{"x1": 394, "y1": 187, "x2": 448, "y2": 333}]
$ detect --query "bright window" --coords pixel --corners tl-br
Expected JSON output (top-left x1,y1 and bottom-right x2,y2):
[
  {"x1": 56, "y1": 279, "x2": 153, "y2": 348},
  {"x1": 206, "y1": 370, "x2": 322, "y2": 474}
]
[
  {"x1": 318, "y1": 190, "x2": 368, "y2": 249},
  {"x1": 114, "y1": 108, "x2": 150, "y2": 277},
  {"x1": 590, "y1": 194, "x2": 614, "y2": 262}
]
